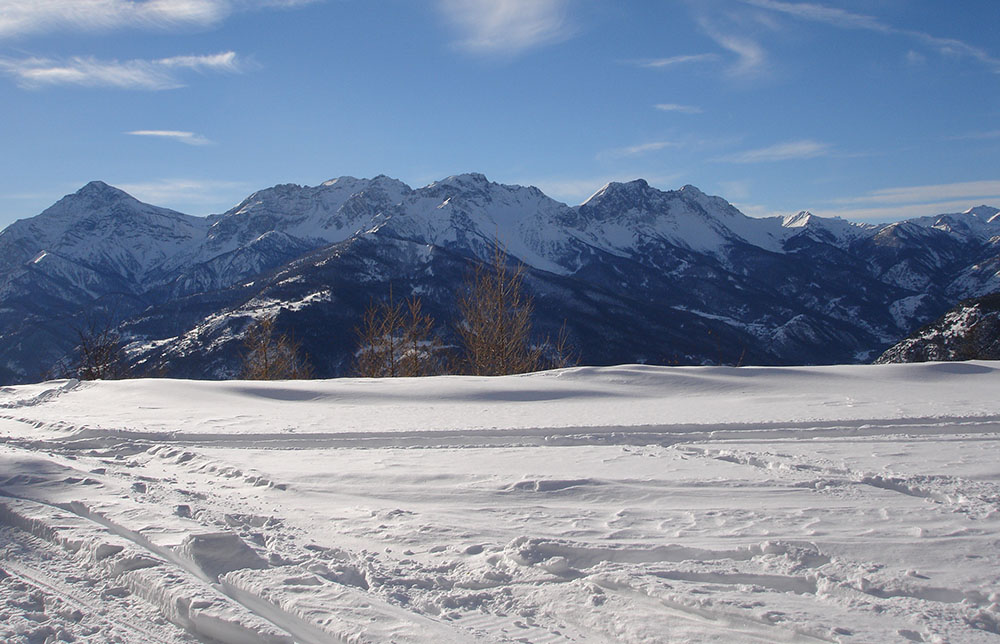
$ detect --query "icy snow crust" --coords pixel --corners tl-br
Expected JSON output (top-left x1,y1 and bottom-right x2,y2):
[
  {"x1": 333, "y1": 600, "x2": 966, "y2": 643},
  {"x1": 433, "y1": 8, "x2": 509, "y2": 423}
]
[{"x1": 2, "y1": 362, "x2": 1000, "y2": 643}]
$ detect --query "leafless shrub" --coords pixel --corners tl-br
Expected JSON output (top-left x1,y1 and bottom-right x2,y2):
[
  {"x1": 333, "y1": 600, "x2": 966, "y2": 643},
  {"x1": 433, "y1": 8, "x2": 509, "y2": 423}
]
[
  {"x1": 240, "y1": 316, "x2": 313, "y2": 380},
  {"x1": 354, "y1": 291, "x2": 445, "y2": 377},
  {"x1": 73, "y1": 316, "x2": 132, "y2": 380},
  {"x1": 455, "y1": 241, "x2": 546, "y2": 376}
]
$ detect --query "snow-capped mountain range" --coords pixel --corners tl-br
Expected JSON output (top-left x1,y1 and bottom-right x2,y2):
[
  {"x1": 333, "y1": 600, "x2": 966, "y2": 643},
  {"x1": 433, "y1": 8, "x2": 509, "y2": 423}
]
[{"x1": 0, "y1": 174, "x2": 997, "y2": 382}]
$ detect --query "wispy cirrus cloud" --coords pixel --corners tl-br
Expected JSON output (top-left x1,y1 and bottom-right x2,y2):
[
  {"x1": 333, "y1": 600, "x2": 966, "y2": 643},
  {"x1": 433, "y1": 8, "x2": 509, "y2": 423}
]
[
  {"x1": 697, "y1": 19, "x2": 768, "y2": 77},
  {"x1": 830, "y1": 180, "x2": 1000, "y2": 206},
  {"x1": 947, "y1": 130, "x2": 1000, "y2": 141},
  {"x1": 158, "y1": 51, "x2": 240, "y2": 70},
  {"x1": 721, "y1": 139, "x2": 830, "y2": 163},
  {"x1": 0, "y1": 51, "x2": 242, "y2": 89},
  {"x1": 743, "y1": 0, "x2": 1000, "y2": 72},
  {"x1": 812, "y1": 180, "x2": 1000, "y2": 221},
  {"x1": 127, "y1": 130, "x2": 212, "y2": 145},
  {"x1": 116, "y1": 178, "x2": 249, "y2": 214},
  {"x1": 604, "y1": 140, "x2": 679, "y2": 158},
  {"x1": 654, "y1": 103, "x2": 702, "y2": 114},
  {"x1": 630, "y1": 53, "x2": 718, "y2": 69},
  {"x1": 718, "y1": 180, "x2": 751, "y2": 201},
  {"x1": 813, "y1": 200, "x2": 1000, "y2": 222},
  {"x1": 437, "y1": 0, "x2": 575, "y2": 55},
  {"x1": 741, "y1": 0, "x2": 885, "y2": 31},
  {"x1": 0, "y1": 0, "x2": 316, "y2": 38}
]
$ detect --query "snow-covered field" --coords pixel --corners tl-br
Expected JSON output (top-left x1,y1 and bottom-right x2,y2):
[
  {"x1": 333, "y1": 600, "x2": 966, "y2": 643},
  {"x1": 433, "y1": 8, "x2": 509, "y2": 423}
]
[{"x1": 2, "y1": 362, "x2": 1000, "y2": 643}]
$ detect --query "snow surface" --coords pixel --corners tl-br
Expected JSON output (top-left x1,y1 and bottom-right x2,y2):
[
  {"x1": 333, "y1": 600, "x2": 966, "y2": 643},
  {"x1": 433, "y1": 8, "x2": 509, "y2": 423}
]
[{"x1": 2, "y1": 362, "x2": 1000, "y2": 643}]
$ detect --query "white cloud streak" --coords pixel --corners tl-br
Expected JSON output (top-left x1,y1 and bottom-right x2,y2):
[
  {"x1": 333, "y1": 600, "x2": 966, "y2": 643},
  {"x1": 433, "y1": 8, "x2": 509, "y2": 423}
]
[
  {"x1": 654, "y1": 103, "x2": 702, "y2": 114},
  {"x1": 718, "y1": 180, "x2": 751, "y2": 200},
  {"x1": 742, "y1": 0, "x2": 884, "y2": 31},
  {"x1": 632, "y1": 54, "x2": 718, "y2": 69},
  {"x1": 438, "y1": 0, "x2": 574, "y2": 55},
  {"x1": 743, "y1": 0, "x2": 1000, "y2": 72},
  {"x1": 721, "y1": 139, "x2": 830, "y2": 163},
  {"x1": 830, "y1": 180, "x2": 1000, "y2": 206},
  {"x1": 698, "y1": 21, "x2": 768, "y2": 77},
  {"x1": 159, "y1": 51, "x2": 239, "y2": 70},
  {"x1": 813, "y1": 180, "x2": 1000, "y2": 221},
  {"x1": 607, "y1": 141, "x2": 679, "y2": 158},
  {"x1": 813, "y1": 199, "x2": 1000, "y2": 222},
  {"x1": 128, "y1": 130, "x2": 212, "y2": 145},
  {"x1": 116, "y1": 178, "x2": 249, "y2": 213},
  {"x1": 0, "y1": 51, "x2": 242, "y2": 89},
  {"x1": 947, "y1": 130, "x2": 1000, "y2": 141},
  {"x1": 0, "y1": 0, "x2": 315, "y2": 38}
]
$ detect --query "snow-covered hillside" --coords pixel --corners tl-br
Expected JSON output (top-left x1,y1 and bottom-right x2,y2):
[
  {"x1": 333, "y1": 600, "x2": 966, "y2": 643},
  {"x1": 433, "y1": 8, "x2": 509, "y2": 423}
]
[
  {"x1": 1, "y1": 173, "x2": 999, "y2": 383},
  {"x1": 877, "y1": 292, "x2": 1000, "y2": 363},
  {"x1": 2, "y1": 362, "x2": 1000, "y2": 643},
  {"x1": 0, "y1": 181, "x2": 208, "y2": 288}
]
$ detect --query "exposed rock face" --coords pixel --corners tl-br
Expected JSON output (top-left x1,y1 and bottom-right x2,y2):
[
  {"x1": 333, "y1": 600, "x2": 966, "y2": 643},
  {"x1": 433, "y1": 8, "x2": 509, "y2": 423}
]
[
  {"x1": 876, "y1": 292, "x2": 1000, "y2": 363},
  {"x1": 0, "y1": 174, "x2": 997, "y2": 382}
]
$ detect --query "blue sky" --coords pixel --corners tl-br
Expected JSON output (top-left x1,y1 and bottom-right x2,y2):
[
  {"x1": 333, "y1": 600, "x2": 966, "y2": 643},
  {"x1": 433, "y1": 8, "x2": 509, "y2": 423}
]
[{"x1": 0, "y1": 0, "x2": 998, "y2": 229}]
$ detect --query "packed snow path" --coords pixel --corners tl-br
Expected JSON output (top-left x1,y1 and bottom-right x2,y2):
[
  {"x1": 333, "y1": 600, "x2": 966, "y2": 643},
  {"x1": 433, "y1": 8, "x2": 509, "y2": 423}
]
[{"x1": 1, "y1": 362, "x2": 999, "y2": 643}]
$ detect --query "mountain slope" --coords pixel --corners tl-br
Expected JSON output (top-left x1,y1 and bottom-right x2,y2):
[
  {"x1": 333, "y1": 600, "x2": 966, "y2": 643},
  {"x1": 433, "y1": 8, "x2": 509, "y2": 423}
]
[
  {"x1": 0, "y1": 181, "x2": 208, "y2": 287},
  {"x1": 0, "y1": 175, "x2": 998, "y2": 382},
  {"x1": 875, "y1": 292, "x2": 1000, "y2": 363}
]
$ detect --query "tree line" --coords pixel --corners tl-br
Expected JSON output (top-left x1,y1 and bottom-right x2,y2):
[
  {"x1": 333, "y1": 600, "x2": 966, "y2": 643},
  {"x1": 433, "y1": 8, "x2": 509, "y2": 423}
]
[{"x1": 70, "y1": 242, "x2": 575, "y2": 381}]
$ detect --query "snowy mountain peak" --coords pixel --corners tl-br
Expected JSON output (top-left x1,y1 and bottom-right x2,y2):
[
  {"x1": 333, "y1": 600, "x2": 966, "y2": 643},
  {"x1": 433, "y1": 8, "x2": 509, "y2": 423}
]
[
  {"x1": 77, "y1": 179, "x2": 116, "y2": 195},
  {"x1": 571, "y1": 180, "x2": 788, "y2": 255},
  {"x1": 425, "y1": 173, "x2": 493, "y2": 193},
  {"x1": 964, "y1": 205, "x2": 1000, "y2": 219},
  {"x1": 56, "y1": 180, "x2": 146, "y2": 212},
  {"x1": 38, "y1": 181, "x2": 192, "y2": 227},
  {"x1": 358, "y1": 175, "x2": 412, "y2": 201},
  {"x1": 0, "y1": 182, "x2": 207, "y2": 284},
  {"x1": 447, "y1": 172, "x2": 489, "y2": 184},
  {"x1": 578, "y1": 179, "x2": 659, "y2": 213},
  {"x1": 907, "y1": 205, "x2": 1000, "y2": 241},
  {"x1": 582, "y1": 181, "x2": 734, "y2": 218},
  {"x1": 320, "y1": 176, "x2": 362, "y2": 187},
  {"x1": 678, "y1": 184, "x2": 705, "y2": 197},
  {"x1": 782, "y1": 211, "x2": 814, "y2": 228},
  {"x1": 4, "y1": 171, "x2": 1000, "y2": 383},
  {"x1": 314, "y1": 175, "x2": 410, "y2": 198}
]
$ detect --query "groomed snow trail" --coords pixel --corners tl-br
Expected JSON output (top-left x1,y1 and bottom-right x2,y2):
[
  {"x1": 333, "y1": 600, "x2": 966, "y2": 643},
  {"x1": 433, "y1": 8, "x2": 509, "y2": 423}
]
[{"x1": 1, "y1": 362, "x2": 1000, "y2": 643}]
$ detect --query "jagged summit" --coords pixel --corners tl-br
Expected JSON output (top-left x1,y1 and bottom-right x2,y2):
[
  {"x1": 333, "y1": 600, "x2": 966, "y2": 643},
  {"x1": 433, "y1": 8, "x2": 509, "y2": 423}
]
[
  {"x1": 1, "y1": 171, "x2": 1000, "y2": 382},
  {"x1": 54, "y1": 180, "x2": 148, "y2": 212},
  {"x1": 423, "y1": 173, "x2": 495, "y2": 195},
  {"x1": 321, "y1": 176, "x2": 363, "y2": 187},
  {"x1": 440, "y1": 172, "x2": 489, "y2": 185},
  {"x1": 877, "y1": 292, "x2": 1000, "y2": 363},
  {"x1": 782, "y1": 211, "x2": 814, "y2": 227},
  {"x1": 579, "y1": 178, "x2": 662, "y2": 213},
  {"x1": 964, "y1": 205, "x2": 1000, "y2": 219},
  {"x1": 77, "y1": 179, "x2": 116, "y2": 195},
  {"x1": 581, "y1": 180, "x2": 727, "y2": 216},
  {"x1": 677, "y1": 184, "x2": 705, "y2": 197},
  {"x1": 37, "y1": 180, "x2": 191, "y2": 226}
]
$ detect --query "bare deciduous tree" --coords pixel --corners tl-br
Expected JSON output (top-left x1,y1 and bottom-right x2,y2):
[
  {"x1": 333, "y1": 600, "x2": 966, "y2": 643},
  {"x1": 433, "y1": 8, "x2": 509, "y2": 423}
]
[
  {"x1": 73, "y1": 316, "x2": 132, "y2": 381},
  {"x1": 456, "y1": 241, "x2": 545, "y2": 376},
  {"x1": 545, "y1": 321, "x2": 578, "y2": 370},
  {"x1": 240, "y1": 316, "x2": 313, "y2": 380},
  {"x1": 456, "y1": 241, "x2": 579, "y2": 375},
  {"x1": 354, "y1": 291, "x2": 444, "y2": 377}
]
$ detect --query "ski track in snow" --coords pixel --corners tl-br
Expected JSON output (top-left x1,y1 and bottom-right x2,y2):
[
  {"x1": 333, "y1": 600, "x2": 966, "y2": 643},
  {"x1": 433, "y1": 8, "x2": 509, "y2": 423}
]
[{"x1": 1, "y1": 363, "x2": 1000, "y2": 643}]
